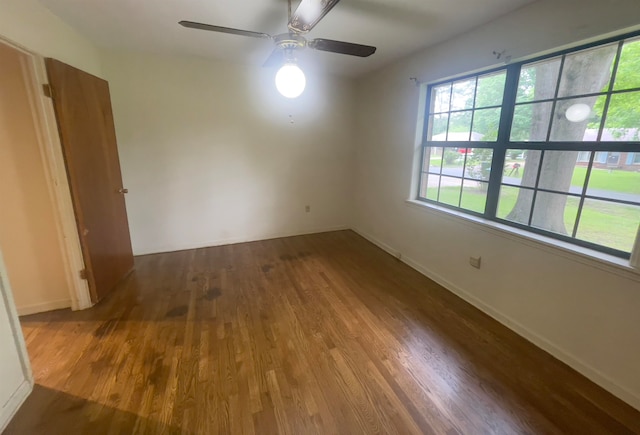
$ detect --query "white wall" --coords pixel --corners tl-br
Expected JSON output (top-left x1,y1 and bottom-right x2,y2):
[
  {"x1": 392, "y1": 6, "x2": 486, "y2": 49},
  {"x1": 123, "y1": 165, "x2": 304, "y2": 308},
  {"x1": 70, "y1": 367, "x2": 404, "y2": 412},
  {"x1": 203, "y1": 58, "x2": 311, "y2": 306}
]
[
  {"x1": 0, "y1": 0, "x2": 102, "y2": 75},
  {"x1": 102, "y1": 51, "x2": 356, "y2": 255},
  {"x1": 353, "y1": 0, "x2": 640, "y2": 410}
]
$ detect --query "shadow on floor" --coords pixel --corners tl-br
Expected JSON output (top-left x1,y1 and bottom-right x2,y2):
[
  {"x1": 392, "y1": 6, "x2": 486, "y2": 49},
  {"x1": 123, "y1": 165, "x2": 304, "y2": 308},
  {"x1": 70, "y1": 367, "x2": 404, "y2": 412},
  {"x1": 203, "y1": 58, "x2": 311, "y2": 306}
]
[{"x1": 4, "y1": 384, "x2": 180, "y2": 435}]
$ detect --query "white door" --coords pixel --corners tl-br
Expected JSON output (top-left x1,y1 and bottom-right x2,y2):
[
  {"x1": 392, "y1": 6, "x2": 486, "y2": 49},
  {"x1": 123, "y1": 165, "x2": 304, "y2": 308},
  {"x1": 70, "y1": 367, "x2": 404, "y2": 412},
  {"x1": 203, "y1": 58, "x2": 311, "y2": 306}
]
[{"x1": 0, "y1": 250, "x2": 32, "y2": 431}]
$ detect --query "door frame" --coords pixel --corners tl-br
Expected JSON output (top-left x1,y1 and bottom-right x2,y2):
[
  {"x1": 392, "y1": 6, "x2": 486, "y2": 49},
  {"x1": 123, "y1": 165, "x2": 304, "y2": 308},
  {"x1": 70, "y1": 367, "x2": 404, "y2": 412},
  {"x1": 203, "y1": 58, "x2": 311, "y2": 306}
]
[
  {"x1": 0, "y1": 248, "x2": 33, "y2": 432},
  {"x1": 0, "y1": 36, "x2": 92, "y2": 311}
]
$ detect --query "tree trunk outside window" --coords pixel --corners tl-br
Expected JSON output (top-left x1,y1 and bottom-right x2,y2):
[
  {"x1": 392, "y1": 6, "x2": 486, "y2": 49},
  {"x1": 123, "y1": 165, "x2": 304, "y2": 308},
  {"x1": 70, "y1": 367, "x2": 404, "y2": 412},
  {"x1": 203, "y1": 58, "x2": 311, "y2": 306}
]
[{"x1": 505, "y1": 49, "x2": 617, "y2": 234}]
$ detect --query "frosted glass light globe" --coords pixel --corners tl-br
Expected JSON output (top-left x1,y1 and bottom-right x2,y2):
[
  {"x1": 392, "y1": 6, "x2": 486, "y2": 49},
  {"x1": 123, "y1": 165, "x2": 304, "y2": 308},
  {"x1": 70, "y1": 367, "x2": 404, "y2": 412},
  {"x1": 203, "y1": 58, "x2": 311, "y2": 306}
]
[
  {"x1": 565, "y1": 103, "x2": 591, "y2": 123},
  {"x1": 275, "y1": 64, "x2": 306, "y2": 99}
]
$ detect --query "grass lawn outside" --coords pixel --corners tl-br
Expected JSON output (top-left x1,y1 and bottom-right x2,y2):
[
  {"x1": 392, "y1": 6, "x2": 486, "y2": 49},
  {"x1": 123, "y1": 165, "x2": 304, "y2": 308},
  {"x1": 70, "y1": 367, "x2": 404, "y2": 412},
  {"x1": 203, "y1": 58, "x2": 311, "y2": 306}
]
[
  {"x1": 580, "y1": 167, "x2": 640, "y2": 195},
  {"x1": 425, "y1": 152, "x2": 639, "y2": 253},
  {"x1": 440, "y1": 154, "x2": 639, "y2": 195},
  {"x1": 432, "y1": 183, "x2": 639, "y2": 253},
  {"x1": 502, "y1": 158, "x2": 640, "y2": 195}
]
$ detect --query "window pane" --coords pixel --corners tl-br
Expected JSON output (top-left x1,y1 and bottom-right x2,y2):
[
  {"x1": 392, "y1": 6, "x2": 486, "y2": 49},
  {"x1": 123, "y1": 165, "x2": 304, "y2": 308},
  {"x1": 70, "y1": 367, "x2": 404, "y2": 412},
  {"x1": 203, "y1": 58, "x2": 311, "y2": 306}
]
[
  {"x1": 431, "y1": 83, "x2": 452, "y2": 113},
  {"x1": 426, "y1": 147, "x2": 443, "y2": 173},
  {"x1": 442, "y1": 148, "x2": 465, "y2": 177},
  {"x1": 438, "y1": 176, "x2": 462, "y2": 206},
  {"x1": 586, "y1": 165, "x2": 640, "y2": 202},
  {"x1": 595, "y1": 152, "x2": 608, "y2": 164},
  {"x1": 550, "y1": 98, "x2": 604, "y2": 142},
  {"x1": 577, "y1": 151, "x2": 591, "y2": 163},
  {"x1": 576, "y1": 199, "x2": 640, "y2": 253},
  {"x1": 511, "y1": 102, "x2": 553, "y2": 141},
  {"x1": 537, "y1": 150, "x2": 586, "y2": 194},
  {"x1": 558, "y1": 44, "x2": 617, "y2": 97},
  {"x1": 613, "y1": 37, "x2": 640, "y2": 91},
  {"x1": 475, "y1": 72, "x2": 506, "y2": 108},
  {"x1": 451, "y1": 79, "x2": 476, "y2": 111},
  {"x1": 502, "y1": 149, "x2": 540, "y2": 188},
  {"x1": 425, "y1": 173, "x2": 440, "y2": 200},
  {"x1": 461, "y1": 180, "x2": 488, "y2": 213},
  {"x1": 516, "y1": 58, "x2": 561, "y2": 103},
  {"x1": 603, "y1": 91, "x2": 640, "y2": 139},
  {"x1": 464, "y1": 149, "x2": 493, "y2": 181},
  {"x1": 498, "y1": 186, "x2": 532, "y2": 224},
  {"x1": 448, "y1": 111, "x2": 472, "y2": 140},
  {"x1": 428, "y1": 114, "x2": 449, "y2": 141},
  {"x1": 531, "y1": 192, "x2": 580, "y2": 235},
  {"x1": 472, "y1": 108, "x2": 501, "y2": 141}
]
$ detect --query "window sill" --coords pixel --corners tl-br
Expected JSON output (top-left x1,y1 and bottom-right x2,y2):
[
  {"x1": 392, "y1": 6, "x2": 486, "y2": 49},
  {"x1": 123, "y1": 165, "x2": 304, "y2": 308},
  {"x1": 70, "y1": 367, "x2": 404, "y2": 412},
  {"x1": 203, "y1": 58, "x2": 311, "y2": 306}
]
[{"x1": 404, "y1": 199, "x2": 640, "y2": 282}]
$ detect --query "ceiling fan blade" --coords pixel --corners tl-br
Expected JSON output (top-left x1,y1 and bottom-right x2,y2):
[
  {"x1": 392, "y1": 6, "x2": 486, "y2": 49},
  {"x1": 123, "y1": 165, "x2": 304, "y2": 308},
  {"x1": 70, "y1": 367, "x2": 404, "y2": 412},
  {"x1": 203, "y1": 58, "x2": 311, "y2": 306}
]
[
  {"x1": 288, "y1": 0, "x2": 341, "y2": 34},
  {"x1": 309, "y1": 38, "x2": 376, "y2": 57},
  {"x1": 263, "y1": 48, "x2": 285, "y2": 68},
  {"x1": 179, "y1": 21, "x2": 272, "y2": 40}
]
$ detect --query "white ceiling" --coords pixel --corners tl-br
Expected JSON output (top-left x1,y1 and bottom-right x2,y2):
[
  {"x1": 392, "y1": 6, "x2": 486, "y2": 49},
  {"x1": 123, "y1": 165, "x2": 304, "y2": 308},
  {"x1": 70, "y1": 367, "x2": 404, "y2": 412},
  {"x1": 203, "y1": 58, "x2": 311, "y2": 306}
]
[{"x1": 38, "y1": 0, "x2": 536, "y2": 77}]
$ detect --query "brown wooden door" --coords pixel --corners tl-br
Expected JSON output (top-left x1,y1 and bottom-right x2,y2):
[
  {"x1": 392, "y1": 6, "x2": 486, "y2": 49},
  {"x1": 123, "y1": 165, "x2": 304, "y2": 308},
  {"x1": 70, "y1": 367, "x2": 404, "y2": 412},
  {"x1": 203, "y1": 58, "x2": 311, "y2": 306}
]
[{"x1": 46, "y1": 58, "x2": 133, "y2": 303}]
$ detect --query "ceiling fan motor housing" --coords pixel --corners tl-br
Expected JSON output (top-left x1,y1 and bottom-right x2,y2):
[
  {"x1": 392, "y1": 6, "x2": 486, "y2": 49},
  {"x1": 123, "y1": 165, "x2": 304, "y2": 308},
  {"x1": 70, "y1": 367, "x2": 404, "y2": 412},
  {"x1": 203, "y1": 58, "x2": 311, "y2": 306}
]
[{"x1": 275, "y1": 33, "x2": 307, "y2": 50}]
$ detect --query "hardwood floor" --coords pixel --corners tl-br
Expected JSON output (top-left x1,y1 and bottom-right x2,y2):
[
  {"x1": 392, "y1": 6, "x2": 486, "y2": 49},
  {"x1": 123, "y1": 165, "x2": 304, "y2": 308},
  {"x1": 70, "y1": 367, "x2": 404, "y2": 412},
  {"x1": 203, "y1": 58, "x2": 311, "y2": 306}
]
[{"x1": 6, "y1": 230, "x2": 640, "y2": 434}]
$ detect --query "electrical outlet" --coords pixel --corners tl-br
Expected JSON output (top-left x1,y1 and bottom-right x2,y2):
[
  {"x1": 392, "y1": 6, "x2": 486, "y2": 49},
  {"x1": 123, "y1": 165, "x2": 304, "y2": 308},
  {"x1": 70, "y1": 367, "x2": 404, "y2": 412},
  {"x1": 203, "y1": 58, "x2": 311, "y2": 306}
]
[
  {"x1": 469, "y1": 256, "x2": 482, "y2": 269},
  {"x1": 305, "y1": 205, "x2": 310, "y2": 213}
]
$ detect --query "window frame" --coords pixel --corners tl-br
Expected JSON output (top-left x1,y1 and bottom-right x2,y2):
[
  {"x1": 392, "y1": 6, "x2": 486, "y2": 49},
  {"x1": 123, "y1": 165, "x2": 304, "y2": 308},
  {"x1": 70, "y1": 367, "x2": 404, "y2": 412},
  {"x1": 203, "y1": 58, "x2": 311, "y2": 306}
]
[{"x1": 417, "y1": 31, "x2": 640, "y2": 259}]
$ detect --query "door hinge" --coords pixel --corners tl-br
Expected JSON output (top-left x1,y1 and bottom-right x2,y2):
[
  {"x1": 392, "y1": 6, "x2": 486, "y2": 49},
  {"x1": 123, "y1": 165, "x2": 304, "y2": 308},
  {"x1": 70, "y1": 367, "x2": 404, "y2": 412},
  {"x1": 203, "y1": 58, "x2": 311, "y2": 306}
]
[
  {"x1": 79, "y1": 269, "x2": 88, "y2": 280},
  {"x1": 42, "y1": 84, "x2": 55, "y2": 99}
]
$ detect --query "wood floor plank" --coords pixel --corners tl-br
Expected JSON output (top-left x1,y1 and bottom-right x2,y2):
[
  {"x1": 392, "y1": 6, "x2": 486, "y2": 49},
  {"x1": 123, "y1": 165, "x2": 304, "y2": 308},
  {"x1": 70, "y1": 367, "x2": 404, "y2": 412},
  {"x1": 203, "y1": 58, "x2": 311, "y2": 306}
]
[{"x1": 5, "y1": 230, "x2": 640, "y2": 434}]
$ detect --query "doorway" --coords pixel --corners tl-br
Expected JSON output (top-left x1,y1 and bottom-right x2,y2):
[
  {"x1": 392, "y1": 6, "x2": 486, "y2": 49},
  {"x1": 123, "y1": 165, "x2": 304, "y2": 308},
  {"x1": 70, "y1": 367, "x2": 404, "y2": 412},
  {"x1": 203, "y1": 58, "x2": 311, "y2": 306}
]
[
  {"x1": 0, "y1": 38, "x2": 135, "y2": 430},
  {"x1": 0, "y1": 40, "x2": 89, "y2": 315}
]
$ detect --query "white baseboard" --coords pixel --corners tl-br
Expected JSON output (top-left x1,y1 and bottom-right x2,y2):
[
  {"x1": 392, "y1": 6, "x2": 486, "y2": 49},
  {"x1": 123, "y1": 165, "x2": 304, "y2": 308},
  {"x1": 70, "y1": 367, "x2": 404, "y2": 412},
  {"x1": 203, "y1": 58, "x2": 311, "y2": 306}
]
[
  {"x1": 0, "y1": 379, "x2": 33, "y2": 433},
  {"x1": 17, "y1": 298, "x2": 71, "y2": 316},
  {"x1": 134, "y1": 225, "x2": 350, "y2": 256},
  {"x1": 352, "y1": 226, "x2": 640, "y2": 412}
]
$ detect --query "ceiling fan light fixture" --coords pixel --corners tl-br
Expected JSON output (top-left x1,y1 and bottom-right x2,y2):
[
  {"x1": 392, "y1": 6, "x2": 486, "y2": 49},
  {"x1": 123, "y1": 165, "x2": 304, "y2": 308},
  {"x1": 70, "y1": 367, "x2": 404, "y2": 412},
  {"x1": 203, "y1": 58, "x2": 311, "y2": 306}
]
[
  {"x1": 180, "y1": 0, "x2": 376, "y2": 96},
  {"x1": 275, "y1": 63, "x2": 306, "y2": 99}
]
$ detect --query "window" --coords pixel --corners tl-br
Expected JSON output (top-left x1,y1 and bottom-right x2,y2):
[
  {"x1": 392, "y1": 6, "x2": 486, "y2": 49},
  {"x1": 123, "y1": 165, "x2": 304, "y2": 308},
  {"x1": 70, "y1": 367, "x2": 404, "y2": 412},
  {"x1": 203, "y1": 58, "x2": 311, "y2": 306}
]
[{"x1": 418, "y1": 33, "x2": 640, "y2": 258}]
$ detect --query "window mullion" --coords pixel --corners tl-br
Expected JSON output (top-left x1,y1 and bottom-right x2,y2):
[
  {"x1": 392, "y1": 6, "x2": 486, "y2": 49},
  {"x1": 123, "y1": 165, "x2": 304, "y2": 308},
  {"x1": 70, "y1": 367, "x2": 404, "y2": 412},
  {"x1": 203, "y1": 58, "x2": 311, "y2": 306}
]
[
  {"x1": 485, "y1": 64, "x2": 519, "y2": 218},
  {"x1": 544, "y1": 55, "x2": 566, "y2": 142},
  {"x1": 597, "y1": 41, "x2": 624, "y2": 141},
  {"x1": 527, "y1": 150, "x2": 546, "y2": 226},
  {"x1": 572, "y1": 151, "x2": 596, "y2": 238}
]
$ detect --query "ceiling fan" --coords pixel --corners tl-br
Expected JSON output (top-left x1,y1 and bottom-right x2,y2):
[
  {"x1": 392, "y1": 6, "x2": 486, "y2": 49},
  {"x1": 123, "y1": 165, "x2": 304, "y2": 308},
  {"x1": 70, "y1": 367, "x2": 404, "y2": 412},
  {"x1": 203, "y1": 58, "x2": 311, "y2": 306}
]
[{"x1": 179, "y1": 0, "x2": 377, "y2": 98}]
